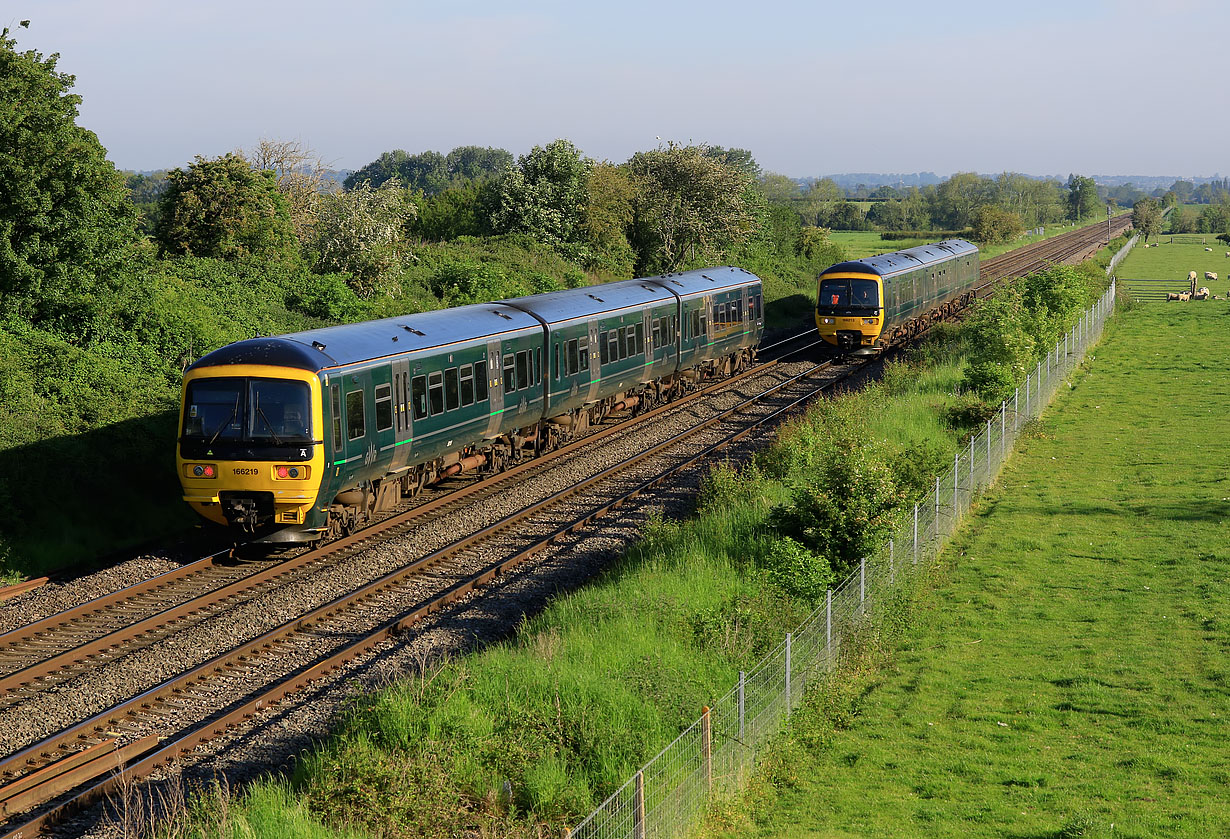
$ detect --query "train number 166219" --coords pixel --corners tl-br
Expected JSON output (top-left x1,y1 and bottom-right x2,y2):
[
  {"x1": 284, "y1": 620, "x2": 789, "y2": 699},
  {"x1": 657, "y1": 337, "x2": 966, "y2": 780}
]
[{"x1": 232, "y1": 468, "x2": 259, "y2": 476}]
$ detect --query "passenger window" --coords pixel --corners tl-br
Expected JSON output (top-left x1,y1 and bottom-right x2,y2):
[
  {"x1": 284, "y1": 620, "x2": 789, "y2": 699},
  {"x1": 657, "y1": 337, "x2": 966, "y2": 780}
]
[
  {"x1": 607, "y1": 331, "x2": 618, "y2": 363},
  {"x1": 412, "y1": 375, "x2": 427, "y2": 420},
  {"x1": 503, "y1": 354, "x2": 516, "y2": 394},
  {"x1": 600, "y1": 333, "x2": 610, "y2": 365},
  {"x1": 652, "y1": 320, "x2": 661, "y2": 350},
  {"x1": 578, "y1": 339, "x2": 589, "y2": 371},
  {"x1": 635, "y1": 323, "x2": 644, "y2": 355},
  {"x1": 375, "y1": 383, "x2": 393, "y2": 432},
  {"x1": 700, "y1": 309, "x2": 707, "y2": 337},
  {"x1": 346, "y1": 390, "x2": 365, "y2": 440},
  {"x1": 445, "y1": 368, "x2": 459, "y2": 411},
  {"x1": 516, "y1": 350, "x2": 529, "y2": 390},
  {"x1": 475, "y1": 360, "x2": 488, "y2": 402},
  {"x1": 626, "y1": 325, "x2": 636, "y2": 358},
  {"x1": 554, "y1": 344, "x2": 561, "y2": 380},
  {"x1": 567, "y1": 339, "x2": 578, "y2": 375},
  {"x1": 460, "y1": 365, "x2": 474, "y2": 407},
  {"x1": 331, "y1": 385, "x2": 343, "y2": 450},
  {"x1": 428, "y1": 371, "x2": 445, "y2": 415},
  {"x1": 535, "y1": 347, "x2": 542, "y2": 385}
]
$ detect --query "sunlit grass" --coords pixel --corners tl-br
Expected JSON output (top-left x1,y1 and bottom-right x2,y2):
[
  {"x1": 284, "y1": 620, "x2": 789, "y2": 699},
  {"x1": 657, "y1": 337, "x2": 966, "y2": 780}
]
[{"x1": 703, "y1": 303, "x2": 1230, "y2": 838}]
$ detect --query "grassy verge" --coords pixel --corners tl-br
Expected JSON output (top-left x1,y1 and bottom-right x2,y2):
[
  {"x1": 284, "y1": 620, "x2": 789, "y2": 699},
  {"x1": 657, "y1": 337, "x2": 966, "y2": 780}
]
[
  {"x1": 168, "y1": 329, "x2": 996, "y2": 838},
  {"x1": 701, "y1": 302, "x2": 1230, "y2": 838}
]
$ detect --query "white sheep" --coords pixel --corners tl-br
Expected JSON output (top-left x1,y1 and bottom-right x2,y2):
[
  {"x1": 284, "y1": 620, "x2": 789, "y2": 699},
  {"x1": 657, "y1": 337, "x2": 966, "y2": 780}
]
[
  {"x1": 1195, "y1": 287, "x2": 1210, "y2": 300},
  {"x1": 1167, "y1": 292, "x2": 1181, "y2": 301},
  {"x1": 1206, "y1": 272, "x2": 1219, "y2": 281},
  {"x1": 1206, "y1": 247, "x2": 1214, "y2": 252},
  {"x1": 1178, "y1": 292, "x2": 1192, "y2": 301},
  {"x1": 1189, "y1": 270, "x2": 1199, "y2": 281}
]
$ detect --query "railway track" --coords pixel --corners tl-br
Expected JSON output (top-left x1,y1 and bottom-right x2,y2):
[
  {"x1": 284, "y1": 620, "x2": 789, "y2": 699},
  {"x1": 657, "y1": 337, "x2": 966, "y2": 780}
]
[{"x1": 0, "y1": 216, "x2": 1128, "y2": 838}]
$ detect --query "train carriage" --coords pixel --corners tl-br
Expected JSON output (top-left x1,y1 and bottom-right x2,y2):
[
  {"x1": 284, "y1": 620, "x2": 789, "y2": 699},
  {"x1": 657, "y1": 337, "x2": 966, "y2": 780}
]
[
  {"x1": 178, "y1": 266, "x2": 765, "y2": 544},
  {"x1": 816, "y1": 239, "x2": 979, "y2": 353},
  {"x1": 655, "y1": 267, "x2": 763, "y2": 377}
]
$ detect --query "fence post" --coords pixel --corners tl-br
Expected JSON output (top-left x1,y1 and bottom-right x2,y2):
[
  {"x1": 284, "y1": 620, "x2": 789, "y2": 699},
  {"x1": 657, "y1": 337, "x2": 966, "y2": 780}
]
[
  {"x1": 1025, "y1": 373, "x2": 1030, "y2": 420},
  {"x1": 785, "y1": 633, "x2": 793, "y2": 712},
  {"x1": 986, "y1": 420, "x2": 992, "y2": 480},
  {"x1": 702, "y1": 706, "x2": 712, "y2": 794},
  {"x1": 634, "y1": 771, "x2": 646, "y2": 839},
  {"x1": 1000, "y1": 401, "x2": 1006, "y2": 461},
  {"x1": 1036, "y1": 361, "x2": 1043, "y2": 404},
  {"x1": 860, "y1": 558, "x2": 866, "y2": 609},
  {"x1": 826, "y1": 590, "x2": 833, "y2": 666},
  {"x1": 968, "y1": 435, "x2": 975, "y2": 495},
  {"x1": 738, "y1": 672, "x2": 746, "y2": 741},
  {"x1": 933, "y1": 475, "x2": 940, "y2": 541},
  {"x1": 953, "y1": 452, "x2": 960, "y2": 520},
  {"x1": 1014, "y1": 387, "x2": 1019, "y2": 430},
  {"x1": 912, "y1": 505, "x2": 918, "y2": 565}
]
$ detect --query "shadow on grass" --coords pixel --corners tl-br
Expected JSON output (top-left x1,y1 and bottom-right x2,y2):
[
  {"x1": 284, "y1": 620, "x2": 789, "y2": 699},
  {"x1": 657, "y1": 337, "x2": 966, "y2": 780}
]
[{"x1": 0, "y1": 409, "x2": 195, "y2": 579}]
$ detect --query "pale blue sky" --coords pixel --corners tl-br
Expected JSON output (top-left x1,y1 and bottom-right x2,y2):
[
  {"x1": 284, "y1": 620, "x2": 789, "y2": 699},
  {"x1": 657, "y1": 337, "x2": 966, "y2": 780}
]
[{"x1": 6, "y1": 0, "x2": 1227, "y2": 177}]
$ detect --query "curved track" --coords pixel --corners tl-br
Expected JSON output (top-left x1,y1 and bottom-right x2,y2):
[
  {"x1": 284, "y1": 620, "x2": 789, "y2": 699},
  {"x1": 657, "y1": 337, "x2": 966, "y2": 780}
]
[{"x1": 0, "y1": 216, "x2": 1130, "y2": 838}]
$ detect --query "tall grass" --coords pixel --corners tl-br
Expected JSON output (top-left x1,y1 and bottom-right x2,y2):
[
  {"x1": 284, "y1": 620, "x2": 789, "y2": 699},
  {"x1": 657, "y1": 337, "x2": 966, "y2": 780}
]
[{"x1": 164, "y1": 320, "x2": 1003, "y2": 837}]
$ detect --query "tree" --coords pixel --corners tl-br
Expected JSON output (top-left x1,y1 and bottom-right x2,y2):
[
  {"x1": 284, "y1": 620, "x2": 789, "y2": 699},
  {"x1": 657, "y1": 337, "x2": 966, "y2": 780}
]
[
  {"x1": 1066, "y1": 175, "x2": 1100, "y2": 222},
  {"x1": 0, "y1": 28, "x2": 140, "y2": 335},
  {"x1": 244, "y1": 138, "x2": 334, "y2": 245},
  {"x1": 491, "y1": 139, "x2": 592, "y2": 255},
  {"x1": 704, "y1": 146, "x2": 760, "y2": 179},
  {"x1": 444, "y1": 146, "x2": 513, "y2": 182},
  {"x1": 410, "y1": 180, "x2": 496, "y2": 242},
  {"x1": 310, "y1": 180, "x2": 415, "y2": 296},
  {"x1": 1132, "y1": 198, "x2": 1162, "y2": 241},
  {"x1": 757, "y1": 173, "x2": 802, "y2": 204},
  {"x1": 627, "y1": 142, "x2": 757, "y2": 272},
  {"x1": 154, "y1": 153, "x2": 298, "y2": 262},
  {"x1": 933, "y1": 172, "x2": 990, "y2": 229},
  {"x1": 582, "y1": 162, "x2": 638, "y2": 275},
  {"x1": 1197, "y1": 203, "x2": 1230, "y2": 235},
  {"x1": 971, "y1": 206, "x2": 1024, "y2": 244}
]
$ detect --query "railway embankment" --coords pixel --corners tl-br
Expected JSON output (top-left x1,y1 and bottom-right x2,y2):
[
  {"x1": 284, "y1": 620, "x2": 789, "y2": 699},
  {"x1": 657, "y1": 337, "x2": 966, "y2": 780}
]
[
  {"x1": 702, "y1": 303, "x2": 1230, "y2": 836},
  {"x1": 143, "y1": 263, "x2": 1114, "y2": 839}
]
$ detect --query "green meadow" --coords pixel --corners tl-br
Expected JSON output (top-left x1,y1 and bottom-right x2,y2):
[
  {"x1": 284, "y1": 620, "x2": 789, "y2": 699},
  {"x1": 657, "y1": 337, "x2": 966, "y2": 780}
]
[
  {"x1": 703, "y1": 301, "x2": 1230, "y2": 838},
  {"x1": 1116, "y1": 238, "x2": 1230, "y2": 286}
]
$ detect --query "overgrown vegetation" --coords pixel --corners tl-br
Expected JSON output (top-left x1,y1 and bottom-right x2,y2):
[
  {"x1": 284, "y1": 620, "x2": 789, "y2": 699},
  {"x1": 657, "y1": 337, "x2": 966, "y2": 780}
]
[{"x1": 164, "y1": 322, "x2": 1004, "y2": 837}]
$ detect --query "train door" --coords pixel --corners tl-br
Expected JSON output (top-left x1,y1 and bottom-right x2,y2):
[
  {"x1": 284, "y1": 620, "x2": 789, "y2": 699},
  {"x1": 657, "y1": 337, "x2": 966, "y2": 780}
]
[
  {"x1": 484, "y1": 340, "x2": 503, "y2": 437},
  {"x1": 341, "y1": 371, "x2": 372, "y2": 478},
  {"x1": 586, "y1": 320, "x2": 600, "y2": 402},
  {"x1": 642, "y1": 308, "x2": 653, "y2": 378},
  {"x1": 390, "y1": 359, "x2": 411, "y2": 470}
]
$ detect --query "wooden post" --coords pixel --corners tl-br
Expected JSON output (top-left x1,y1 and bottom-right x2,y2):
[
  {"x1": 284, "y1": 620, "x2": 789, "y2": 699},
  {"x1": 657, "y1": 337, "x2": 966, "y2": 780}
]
[
  {"x1": 701, "y1": 706, "x2": 713, "y2": 794},
  {"x1": 634, "y1": 770, "x2": 646, "y2": 839}
]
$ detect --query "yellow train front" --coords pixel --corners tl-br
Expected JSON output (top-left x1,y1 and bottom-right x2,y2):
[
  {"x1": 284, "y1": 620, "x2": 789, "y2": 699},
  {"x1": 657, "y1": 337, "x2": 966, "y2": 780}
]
[{"x1": 816, "y1": 239, "x2": 980, "y2": 354}]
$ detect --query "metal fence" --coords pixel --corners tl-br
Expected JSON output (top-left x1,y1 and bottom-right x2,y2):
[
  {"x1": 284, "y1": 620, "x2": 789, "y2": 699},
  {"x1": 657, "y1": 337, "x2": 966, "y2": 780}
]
[
  {"x1": 1105, "y1": 234, "x2": 1139, "y2": 276},
  {"x1": 568, "y1": 280, "x2": 1118, "y2": 839}
]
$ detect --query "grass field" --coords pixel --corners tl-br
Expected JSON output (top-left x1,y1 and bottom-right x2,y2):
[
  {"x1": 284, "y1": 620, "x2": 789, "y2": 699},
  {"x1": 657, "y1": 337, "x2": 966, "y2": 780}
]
[
  {"x1": 703, "y1": 301, "x2": 1230, "y2": 838},
  {"x1": 1116, "y1": 239, "x2": 1230, "y2": 286}
]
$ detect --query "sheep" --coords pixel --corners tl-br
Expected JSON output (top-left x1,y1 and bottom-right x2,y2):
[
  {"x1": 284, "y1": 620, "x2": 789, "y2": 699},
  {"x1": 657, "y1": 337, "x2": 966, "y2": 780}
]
[
  {"x1": 1189, "y1": 270, "x2": 1199, "y2": 281},
  {"x1": 1225, "y1": 252, "x2": 1229, "y2": 258},
  {"x1": 1178, "y1": 292, "x2": 1192, "y2": 301},
  {"x1": 1206, "y1": 272, "x2": 1219, "y2": 281},
  {"x1": 1195, "y1": 287, "x2": 1210, "y2": 300},
  {"x1": 1167, "y1": 292, "x2": 1181, "y2": 301},
  {"x1": 1206, "y1": 247, "x2": 1214, "y2": 252}
]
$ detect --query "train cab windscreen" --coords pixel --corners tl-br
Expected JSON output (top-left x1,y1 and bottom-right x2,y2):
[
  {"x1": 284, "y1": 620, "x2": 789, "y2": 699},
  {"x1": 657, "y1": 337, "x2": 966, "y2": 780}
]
[
  {"x1": 182, "y1": 377, "x2": 313, "y2": 456},
  {"x1": 818, "y1": 278, "x2": 879, "y2": 315}
]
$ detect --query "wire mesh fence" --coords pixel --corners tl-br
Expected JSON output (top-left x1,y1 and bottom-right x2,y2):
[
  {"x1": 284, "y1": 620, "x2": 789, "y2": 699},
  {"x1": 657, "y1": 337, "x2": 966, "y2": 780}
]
[{"x1": 568, "y1": 280, "x2": 1118, "y2": 839}]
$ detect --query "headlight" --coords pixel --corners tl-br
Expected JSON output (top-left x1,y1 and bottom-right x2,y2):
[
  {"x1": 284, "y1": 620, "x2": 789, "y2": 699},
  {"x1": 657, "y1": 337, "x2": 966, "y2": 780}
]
[
  {"x1": 185, "y1": 463, "x2": 217, "y2": 479},
  {"x1": 863, "y1": 318, "x2": 878, "y2": 325},
  {"x1": 821, "y1": 318, "x2": 834, "y2": 325},
  {"x1": 274, "y1": 465, "x2": 311, "y2": 480}
]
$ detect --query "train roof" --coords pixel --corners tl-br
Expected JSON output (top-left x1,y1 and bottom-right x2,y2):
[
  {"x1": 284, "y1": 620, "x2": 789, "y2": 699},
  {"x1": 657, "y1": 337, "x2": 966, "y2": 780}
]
[
  {"x1": 188, "y1": 302, "x2": 541, "y2": 374},
  {"x1": 819, "y1": 239, "x2": 978, "y2": 279},
  {"x1": 501, "y1": 277, "x2": 677, "y2": 325},
  {"x1": 647, "y1": 266, "x2": 761, "y2": 298}
]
